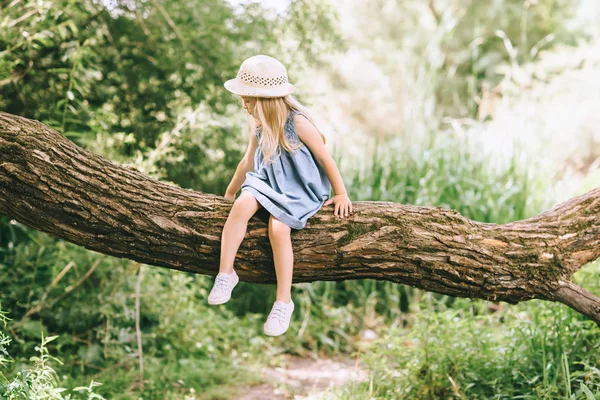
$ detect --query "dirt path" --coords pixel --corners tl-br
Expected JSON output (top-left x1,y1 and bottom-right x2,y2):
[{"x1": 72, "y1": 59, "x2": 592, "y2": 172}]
[{"x1": 234, "y1": 354, "x2": 368, "y2": 399}]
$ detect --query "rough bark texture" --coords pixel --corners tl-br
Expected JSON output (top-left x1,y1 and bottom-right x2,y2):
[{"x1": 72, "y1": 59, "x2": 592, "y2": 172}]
[{"x1": 1, "y1": 111, "x2": 599, "y2": 326}]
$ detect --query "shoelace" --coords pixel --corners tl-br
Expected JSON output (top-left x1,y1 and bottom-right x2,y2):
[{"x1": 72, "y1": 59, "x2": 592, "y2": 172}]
[
  {"x1": 214, "y1": 274, "x2": 230, "y2": 292},
  {"x1": 268, "y1": 304, "x2": 288, "y2": 324}
]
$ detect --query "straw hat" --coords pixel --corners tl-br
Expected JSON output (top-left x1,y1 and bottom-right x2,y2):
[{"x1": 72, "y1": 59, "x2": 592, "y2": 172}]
[{"x1": 224, "y1": 55, "x2": 295, "y2": 98}]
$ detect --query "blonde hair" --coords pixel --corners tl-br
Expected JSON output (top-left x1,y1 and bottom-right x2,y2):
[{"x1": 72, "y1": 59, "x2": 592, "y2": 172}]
[{"x1": 245, "y1": 95, "x2": 327, "y2": 165}]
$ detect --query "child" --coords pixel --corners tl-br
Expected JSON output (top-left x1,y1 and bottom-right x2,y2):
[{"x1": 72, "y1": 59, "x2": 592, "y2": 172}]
[{"x1": 208, "y1": 54, "x2": 353, "y2": 336}]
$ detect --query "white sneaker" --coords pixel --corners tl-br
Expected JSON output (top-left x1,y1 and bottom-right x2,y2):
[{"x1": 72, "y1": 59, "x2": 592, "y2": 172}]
[
  {"x1": 207, "y1": 270, "x2": 239, "y2": 305},
  {"x1": 263, "y1": 299, "x2": 294, "y2": 336}
]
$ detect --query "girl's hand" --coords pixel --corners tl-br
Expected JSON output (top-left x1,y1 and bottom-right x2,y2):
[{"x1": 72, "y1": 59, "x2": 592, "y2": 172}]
[
  {"x1": 324, "y1": 192, "x2": 353, "y2": 218},
  {"x1": 224, "y1": 193, "x2": 236, "y2": 202}
]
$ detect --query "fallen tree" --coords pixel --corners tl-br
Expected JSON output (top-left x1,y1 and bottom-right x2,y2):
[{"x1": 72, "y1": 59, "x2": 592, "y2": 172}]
[{"x1": 1, "y1": 111, "x2": 599, "y2": 326}]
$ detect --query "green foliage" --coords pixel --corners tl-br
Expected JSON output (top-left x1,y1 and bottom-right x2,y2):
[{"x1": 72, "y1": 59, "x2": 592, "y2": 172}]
[
  {"x1": 0, "y1": 309, "x2": 105, "y2": 399},
  {"x1": 0, "y1": 0, "x2": 271, "y2": 148},
  {"x1": 0, "y1": 233, "x2": 267, "y2": 398},
  {"x1": 334, "y1": 0, "x2": 597, "y2": 143},
  {"x1": 430, "y1": 0, "x2": 586, "y2": 117},
  {"x1": 0, "y1": 0, "x2": 342, "y2": 194},
  {"x1": 329, "y1": 261, "x2": 600, "y2": 399}
]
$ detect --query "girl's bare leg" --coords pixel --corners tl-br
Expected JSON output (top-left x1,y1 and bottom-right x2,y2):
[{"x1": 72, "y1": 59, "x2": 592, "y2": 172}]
[
  {"x1": 219, "y1": 190, "x2": 262, "y2": 274},
  {"x1": 268, "y1": 214, "x2": 293, "y2": 303}
]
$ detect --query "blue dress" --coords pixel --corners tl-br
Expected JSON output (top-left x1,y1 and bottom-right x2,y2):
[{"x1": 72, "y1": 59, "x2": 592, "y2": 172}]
[{"x1": 240, "y1": 109, "x2": 332, "y2": 230}]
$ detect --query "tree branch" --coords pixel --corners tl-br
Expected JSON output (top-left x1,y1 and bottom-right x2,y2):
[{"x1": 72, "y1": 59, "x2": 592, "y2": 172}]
[
  {"x1": 1, "y1": 111, "x2": 599, "y2": 325},
  {"x1": 552, "y1": 280, "x2": 600, "y2": 324}
]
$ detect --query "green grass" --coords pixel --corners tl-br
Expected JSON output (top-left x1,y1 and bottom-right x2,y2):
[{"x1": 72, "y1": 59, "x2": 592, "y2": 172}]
[{"x1": 325, "y1": 261, "x2": 600, "y2": 399}]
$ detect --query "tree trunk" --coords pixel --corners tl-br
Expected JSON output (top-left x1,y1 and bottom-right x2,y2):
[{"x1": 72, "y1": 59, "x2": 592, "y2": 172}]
[{"x1": 1, "y1": 112, "x2": 599, "y2": 325}]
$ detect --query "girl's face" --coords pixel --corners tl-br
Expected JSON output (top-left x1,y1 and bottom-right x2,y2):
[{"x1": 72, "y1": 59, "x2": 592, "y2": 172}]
[{"x1": 241, "y1": 96, "x2": 257, "y2": 115}]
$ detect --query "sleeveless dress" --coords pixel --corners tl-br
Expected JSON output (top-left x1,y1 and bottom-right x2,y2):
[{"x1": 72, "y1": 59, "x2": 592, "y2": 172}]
[{"x1": 240, "y1": 109, "x2": 332, "y2": 230}]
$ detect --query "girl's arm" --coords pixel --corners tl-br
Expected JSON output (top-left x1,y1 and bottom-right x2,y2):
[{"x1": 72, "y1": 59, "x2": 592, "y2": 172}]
[
  {"x1": 294, "y1": 114, "x2": 353, "y2": 218},
  {"x1": 225, "y1": 130, "x2": 259, "y2": 199}
]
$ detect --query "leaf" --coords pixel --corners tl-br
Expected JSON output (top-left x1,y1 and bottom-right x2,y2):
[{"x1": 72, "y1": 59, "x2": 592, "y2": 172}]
[
  {"x1": 580, "y1": 382, "x2": 596, "y2": 400},
  {"x1": 44, "y1": 335, "x2": 59, "y2": 344}
]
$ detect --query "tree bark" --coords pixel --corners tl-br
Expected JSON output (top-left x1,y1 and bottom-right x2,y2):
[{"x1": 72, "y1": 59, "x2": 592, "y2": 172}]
[{"x1": 1, "y1": 111, "x2": 599, "y2": 325}]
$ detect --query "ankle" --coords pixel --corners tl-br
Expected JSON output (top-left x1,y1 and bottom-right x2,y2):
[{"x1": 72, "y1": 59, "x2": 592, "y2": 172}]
[
  {"x1": 219, "y1": 267, "x2": 235, "y2": 275},
  {"x1": 275, "y1": 295, "x2": 292, "y2": 303}
]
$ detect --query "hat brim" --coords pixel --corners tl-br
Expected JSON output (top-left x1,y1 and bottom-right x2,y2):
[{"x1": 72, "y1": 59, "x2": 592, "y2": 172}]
[{"x1": 224, "y1": 79, "x2": 295, "y2": 98}]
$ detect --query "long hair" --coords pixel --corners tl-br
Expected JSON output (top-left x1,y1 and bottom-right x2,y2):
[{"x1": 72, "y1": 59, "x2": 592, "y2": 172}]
[{"x1": 244, "y1": 95, "x2": 327, "y2": 165}]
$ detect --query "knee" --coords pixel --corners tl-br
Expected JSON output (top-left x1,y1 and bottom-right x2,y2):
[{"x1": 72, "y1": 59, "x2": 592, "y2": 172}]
[
  {"x1": 268, "y1": 215, "x2": 291, "y2": 241},
  {"x1": 229, "y1": 191, "x2": 258, "y2": 219}
]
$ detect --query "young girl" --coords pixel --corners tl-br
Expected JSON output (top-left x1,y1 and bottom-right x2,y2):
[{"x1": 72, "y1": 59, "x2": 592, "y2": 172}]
[{"x1": 208, "y1": 54, "x2": 353, "y2": 336}]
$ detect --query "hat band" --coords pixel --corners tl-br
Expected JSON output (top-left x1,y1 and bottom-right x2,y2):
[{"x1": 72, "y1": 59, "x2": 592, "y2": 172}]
[{"x1": 237, "y1": 70, "x2": 289, "y2": 88}]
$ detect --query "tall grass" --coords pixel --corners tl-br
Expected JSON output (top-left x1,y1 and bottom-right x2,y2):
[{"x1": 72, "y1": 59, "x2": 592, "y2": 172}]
[
  {"x1": 326, "y1": 260, "x2": 600, "y2": 399},
  {"x1": 345, "y1": 127, "x2": 551, "y2": 223}
]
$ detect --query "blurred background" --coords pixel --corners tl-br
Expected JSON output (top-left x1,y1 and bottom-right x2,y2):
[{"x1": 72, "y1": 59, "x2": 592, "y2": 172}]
[{"x1": 1, "y1": 0, "x2": 599, "y2": 398}]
